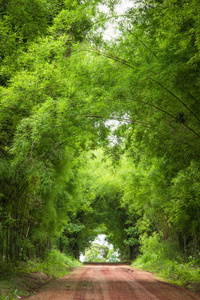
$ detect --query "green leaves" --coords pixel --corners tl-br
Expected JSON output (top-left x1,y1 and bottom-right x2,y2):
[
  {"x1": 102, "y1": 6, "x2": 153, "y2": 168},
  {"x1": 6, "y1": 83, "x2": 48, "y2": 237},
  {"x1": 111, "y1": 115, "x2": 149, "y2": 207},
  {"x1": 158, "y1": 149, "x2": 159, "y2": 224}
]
[{"x1": 1, "y1": 0, "x2": 200, "y2": 267}]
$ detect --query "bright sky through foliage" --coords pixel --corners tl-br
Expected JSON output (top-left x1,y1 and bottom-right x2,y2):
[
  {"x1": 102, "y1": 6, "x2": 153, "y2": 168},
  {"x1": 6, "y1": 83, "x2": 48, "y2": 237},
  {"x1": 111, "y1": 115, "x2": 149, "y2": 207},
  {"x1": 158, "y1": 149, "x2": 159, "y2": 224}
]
[
  {"x1": 80, "y1": 235, "x2": 115, "y2": 262},
  {"x1": 99, "y1": 0, "x2": 135, "y2": 40}
]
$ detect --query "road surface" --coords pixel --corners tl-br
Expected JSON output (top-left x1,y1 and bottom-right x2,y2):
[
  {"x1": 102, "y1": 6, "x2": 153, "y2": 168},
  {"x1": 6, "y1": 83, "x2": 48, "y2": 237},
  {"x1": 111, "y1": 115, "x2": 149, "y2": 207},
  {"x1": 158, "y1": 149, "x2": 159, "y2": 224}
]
[{"x1": 29, "y1": 264, "x2": 200, "y2": 300}]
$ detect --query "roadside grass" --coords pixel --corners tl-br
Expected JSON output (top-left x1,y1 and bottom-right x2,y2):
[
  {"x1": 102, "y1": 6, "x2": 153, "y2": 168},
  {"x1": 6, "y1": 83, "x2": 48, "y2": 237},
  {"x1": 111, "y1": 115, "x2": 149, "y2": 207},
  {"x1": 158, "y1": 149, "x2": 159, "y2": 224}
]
[
  {"x1": 132, "y1": 254, "x2": 200, "y2": 291},
  {"x1": 19, "y1": 249, "x2": 82, "y2": 278},
  {"x1": 0, "y1": 262, "x2": 20, "y2": 300},
  {"x1": 0, "y1": 250, "x2": 82, "y2": 300},
  {"x1": 132, "y1": 234, "x2": 200, "y2": 293}
]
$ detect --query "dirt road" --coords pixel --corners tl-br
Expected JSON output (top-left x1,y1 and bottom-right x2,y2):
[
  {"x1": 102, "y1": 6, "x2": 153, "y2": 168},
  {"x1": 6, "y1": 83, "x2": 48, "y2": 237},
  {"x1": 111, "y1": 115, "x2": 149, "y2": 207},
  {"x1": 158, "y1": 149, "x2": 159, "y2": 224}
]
[{"x1": 29, "y1": 264, "x2": 200, "y2": 300}]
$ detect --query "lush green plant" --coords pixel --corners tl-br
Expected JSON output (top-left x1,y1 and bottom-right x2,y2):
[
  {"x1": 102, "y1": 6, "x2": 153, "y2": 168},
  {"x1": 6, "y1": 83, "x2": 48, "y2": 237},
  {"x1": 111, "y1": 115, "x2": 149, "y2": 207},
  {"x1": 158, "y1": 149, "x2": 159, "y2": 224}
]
[
  {"x1": 1, "y1": 0, "x2": 200, "y2": 293},
  {"x1": 0, "y1": 250, "x2": 81, "y2": 299},
  {"x1": 84, "y1": 243, "x2": 109, "y2": 262},
  {"x1": 17, "y1": 250, "x2": 82, "y2": 278},
  {"x1": 107, "y1": 249, "x2": 120, "y2": 262},
  {"x1": 44, "y1": 249, "x2": 82, "y2": 277},
  {"x1": 132, "y1": 233, "x2": 200, "y2": 291}
]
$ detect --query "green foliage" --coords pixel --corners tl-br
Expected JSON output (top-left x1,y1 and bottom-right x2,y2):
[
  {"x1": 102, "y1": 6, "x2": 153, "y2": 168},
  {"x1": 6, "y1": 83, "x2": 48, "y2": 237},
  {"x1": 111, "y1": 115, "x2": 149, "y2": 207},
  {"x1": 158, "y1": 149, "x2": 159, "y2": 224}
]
[
  {"x1": 84, "y1": 242, "x2": 120, "y2": 262},
  {"x1": 73, "y1": 149, "x2": 136, "y2": 259},
  {"x1": 132, "y1": 233, "x2": 200, "y2": 292},
  {"x1": 0, "y1": 251, "x2": 81, "y2": 299},
  {"x1": 84, "y1": 243, "x2": 108, "y2": 262},
  {"x1": 43, "y1": 249, "x2": 81, "y2": 277},
  {"x1": 106, "y1": 249, "x2": 120, "y2": 262},
  {"x1": 0, "y1": 0, "x2": 102, "y2": 264},
  {"x1": 17, "y1": 250, "x2": 81, "y2": 277},
  {"x1": 0, "y1": 262, "x2": 16, "y2": 280},
  {"x1": 1, "y1": 0, "x2": 200, "y2": 293}
]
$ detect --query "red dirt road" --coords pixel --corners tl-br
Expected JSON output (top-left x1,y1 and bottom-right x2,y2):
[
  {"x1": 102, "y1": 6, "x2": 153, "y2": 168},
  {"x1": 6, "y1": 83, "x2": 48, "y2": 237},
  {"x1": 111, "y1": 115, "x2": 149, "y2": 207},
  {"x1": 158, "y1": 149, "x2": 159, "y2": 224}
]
[{"x1": 29, "y1": 264, "x2": 200, "y2": 300}]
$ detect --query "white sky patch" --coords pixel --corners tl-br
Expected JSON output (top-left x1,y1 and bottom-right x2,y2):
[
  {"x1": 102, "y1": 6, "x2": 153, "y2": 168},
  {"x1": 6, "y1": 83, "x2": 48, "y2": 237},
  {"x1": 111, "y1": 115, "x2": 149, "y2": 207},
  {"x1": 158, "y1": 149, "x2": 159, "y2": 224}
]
[
  {"x1": 94, "y1": 234, "x2": 113, "y2": 248},
  {"x1": 79, "y1": 253, "x2": 85, "y2": 262},
  {"x1": 115, "y1": 0, "x2": 136, "y2": 13},
  {"x1": 105, "y1": 114, "x2": 130, "y2": 145},
  {"x1": 99, "y1": 0, "x2": 136, "y2": 40}
]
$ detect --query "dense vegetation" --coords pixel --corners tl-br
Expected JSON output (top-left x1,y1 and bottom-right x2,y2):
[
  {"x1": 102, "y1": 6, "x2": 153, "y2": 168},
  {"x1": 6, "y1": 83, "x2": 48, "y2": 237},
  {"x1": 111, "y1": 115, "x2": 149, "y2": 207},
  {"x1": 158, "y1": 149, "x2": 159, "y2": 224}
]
[{"x1": 1, "y1": 0, "x2": 200, "y2": 293}]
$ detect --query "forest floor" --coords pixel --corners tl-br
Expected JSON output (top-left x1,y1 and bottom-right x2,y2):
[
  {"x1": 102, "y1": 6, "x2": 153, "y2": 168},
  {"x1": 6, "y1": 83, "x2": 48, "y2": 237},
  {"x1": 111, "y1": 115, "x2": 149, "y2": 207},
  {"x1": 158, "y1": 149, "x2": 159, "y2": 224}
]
[{"x1": 25, "y1": 264, "x2": 200, "y2": 300}]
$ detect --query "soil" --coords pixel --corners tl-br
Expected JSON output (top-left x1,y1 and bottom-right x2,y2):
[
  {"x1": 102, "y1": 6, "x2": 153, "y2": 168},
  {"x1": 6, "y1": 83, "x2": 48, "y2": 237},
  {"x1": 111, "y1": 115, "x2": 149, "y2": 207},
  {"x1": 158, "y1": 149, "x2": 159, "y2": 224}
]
[{"x1": 27, "y1": 264, "x2": 200, "y2": 300}]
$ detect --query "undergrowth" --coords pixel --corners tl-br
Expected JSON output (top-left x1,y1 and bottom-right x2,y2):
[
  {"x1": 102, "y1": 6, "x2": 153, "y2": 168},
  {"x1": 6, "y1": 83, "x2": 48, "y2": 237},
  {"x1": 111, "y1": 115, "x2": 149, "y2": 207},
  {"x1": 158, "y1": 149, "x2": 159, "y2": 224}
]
[
  {"x1": 19, "y1": 249, "x2": 82, "y2": 278},
  {"x1": 0, "y1": 250, "x2": 82, "y2": 299},
  {"x1": 132, "y1": 233, "x2": 200, "y2": 293}
]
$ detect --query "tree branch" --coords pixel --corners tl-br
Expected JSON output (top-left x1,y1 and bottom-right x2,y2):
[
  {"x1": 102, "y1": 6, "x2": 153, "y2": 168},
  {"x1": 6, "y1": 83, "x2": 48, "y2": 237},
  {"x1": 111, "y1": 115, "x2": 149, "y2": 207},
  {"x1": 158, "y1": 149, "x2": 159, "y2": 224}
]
[
  {"x1": 83, "y1": 48, "x2": 200, "y2": 126},
  {"x1": 113, "y1": 96, "x2": 200, "y2": 139}
]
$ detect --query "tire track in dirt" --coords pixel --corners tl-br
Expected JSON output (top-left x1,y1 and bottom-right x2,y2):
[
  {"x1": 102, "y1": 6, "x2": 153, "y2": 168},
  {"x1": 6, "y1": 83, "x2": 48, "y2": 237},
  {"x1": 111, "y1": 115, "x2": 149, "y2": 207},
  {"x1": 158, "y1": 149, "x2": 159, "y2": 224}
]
[
  {"x1": 119, "y1": 267, "x2": 198, "y2": 300},
  {"x1": 100, "y1": 267, "x2": 158, "y2": 299},
  {"x1": 73, "y1": 266, "x2": 104, "y2": 299},
  {"x1": 29, "y1": 264, "x2": 200, "y2": 300}
]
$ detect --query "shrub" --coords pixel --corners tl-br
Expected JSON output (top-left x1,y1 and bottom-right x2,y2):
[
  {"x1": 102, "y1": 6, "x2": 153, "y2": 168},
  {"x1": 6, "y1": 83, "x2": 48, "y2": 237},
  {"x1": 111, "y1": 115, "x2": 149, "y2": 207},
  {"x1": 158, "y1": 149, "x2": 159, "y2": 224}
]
[{"x1": 132, "y1": 233, "x2": 200, "y2": 292}]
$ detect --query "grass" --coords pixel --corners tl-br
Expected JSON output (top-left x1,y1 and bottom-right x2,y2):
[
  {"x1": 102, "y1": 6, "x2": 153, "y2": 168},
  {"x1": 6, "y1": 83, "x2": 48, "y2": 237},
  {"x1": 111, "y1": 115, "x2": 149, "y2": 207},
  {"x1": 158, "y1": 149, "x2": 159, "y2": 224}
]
[
  {"x1": 0, "y1": 250, "x2": 82, "y2": 299},
  {"x1": 131, "y1": 234, "x2": 200, "y2": 293},
  {"x1": 21, "y1": 249, "x2": 82, "y2": 278},
  {"x1": 133, "y1": 254, "x2": 200, "y2": 290}
]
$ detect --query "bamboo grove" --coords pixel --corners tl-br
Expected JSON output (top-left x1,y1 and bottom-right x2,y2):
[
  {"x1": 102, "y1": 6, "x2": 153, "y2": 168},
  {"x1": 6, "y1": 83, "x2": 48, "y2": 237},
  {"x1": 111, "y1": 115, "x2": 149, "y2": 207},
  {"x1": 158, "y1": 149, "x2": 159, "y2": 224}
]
[{"x1": 1, "y1": 0, "x2": 200, "y2": 267}]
